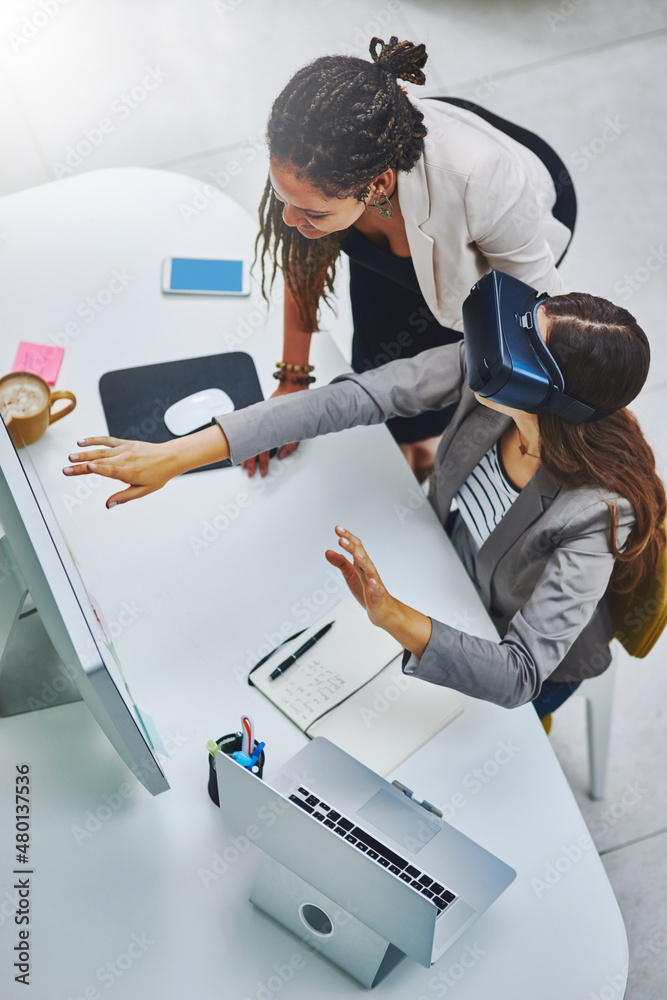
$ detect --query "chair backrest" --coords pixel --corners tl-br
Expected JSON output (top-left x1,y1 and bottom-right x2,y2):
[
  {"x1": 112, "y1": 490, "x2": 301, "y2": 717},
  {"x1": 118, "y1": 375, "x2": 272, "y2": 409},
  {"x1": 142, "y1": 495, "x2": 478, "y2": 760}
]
[
  {"x1": 430, "y1": 96, "x2": 577, "y2": 244},
  {"x1": 609, "y1": 544, "x2": 667, "y2": 657}
]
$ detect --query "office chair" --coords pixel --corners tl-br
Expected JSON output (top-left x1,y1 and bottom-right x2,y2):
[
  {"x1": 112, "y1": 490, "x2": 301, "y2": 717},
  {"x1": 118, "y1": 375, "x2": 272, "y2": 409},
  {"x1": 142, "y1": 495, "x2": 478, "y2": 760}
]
[
  {"x1": 431, "y1": 96, "x2": 577, "y2": 264},
  {"x1": 576, "y1": 644, "x2": 619, "y2": 800}
]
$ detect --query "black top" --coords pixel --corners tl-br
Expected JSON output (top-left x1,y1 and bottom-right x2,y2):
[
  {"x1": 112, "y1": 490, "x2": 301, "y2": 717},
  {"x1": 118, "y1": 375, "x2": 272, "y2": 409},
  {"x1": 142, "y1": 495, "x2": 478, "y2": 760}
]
[
  {"x1": 339, "y1": 221, "x2": 460, "y2": 444},
  {"x1": 340, "y1": 226, "x2": 421, "y2": 294}
]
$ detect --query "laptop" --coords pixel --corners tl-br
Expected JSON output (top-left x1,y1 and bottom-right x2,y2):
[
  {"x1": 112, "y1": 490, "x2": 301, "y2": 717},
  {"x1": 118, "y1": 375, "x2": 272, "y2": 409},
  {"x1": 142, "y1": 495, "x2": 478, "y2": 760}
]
[{"x1": 215, "y1": 737, "x2": 515, "y2": 978}]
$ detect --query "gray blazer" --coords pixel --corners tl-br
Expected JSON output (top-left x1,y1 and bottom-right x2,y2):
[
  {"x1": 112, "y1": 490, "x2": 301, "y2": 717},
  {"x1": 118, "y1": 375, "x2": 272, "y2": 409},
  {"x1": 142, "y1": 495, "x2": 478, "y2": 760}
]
[{"x1": 216, "y1": 343, "x2": 633, "y2": 709}]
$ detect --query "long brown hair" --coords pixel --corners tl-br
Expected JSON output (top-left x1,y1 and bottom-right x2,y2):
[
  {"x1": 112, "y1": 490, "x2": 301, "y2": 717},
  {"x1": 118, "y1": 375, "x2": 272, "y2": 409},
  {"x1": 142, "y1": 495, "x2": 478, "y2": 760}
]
[
  {"x1": 538, "y1": 293, "x2": 666, "y2": 593},
  {"x1": 256, "y1": 36, "x2": 429, "y2": 331}
]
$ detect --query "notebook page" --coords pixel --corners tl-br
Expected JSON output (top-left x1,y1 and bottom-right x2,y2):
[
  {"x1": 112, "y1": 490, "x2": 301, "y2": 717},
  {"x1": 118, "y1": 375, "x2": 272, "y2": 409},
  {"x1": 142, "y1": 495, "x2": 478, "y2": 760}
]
[
  {"x1": 249, "y1": 598, "x2": 401, "y2": 731},
  {"x1": 308, "y1": 655, "x2": 464, "y2": 776}
]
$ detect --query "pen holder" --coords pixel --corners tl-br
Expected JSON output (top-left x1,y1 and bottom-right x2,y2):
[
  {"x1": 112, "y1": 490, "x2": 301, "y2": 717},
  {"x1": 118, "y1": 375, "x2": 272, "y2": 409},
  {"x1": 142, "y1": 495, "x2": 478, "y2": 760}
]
[{"x1": 207, "y1": 732, "x2": 265, "y2": 806}]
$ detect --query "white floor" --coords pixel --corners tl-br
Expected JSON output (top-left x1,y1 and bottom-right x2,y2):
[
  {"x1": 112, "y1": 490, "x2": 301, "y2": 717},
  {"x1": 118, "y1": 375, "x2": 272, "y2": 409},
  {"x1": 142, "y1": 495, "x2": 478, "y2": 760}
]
[{"x1": 2, "y1": 1, "x2": 667, "y2": 996}]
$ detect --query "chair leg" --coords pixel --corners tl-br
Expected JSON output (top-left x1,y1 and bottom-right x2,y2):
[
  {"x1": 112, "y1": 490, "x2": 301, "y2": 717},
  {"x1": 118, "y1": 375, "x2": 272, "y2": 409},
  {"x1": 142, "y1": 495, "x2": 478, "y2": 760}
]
[{"x1": 584, "y1": 656, "x2": 618, "y2": 800}]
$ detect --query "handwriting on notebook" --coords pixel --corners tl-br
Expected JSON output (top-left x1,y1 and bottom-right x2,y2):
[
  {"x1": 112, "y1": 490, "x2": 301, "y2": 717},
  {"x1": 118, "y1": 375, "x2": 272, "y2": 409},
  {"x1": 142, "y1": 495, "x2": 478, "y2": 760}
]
[{"x1": 279, "y1": 660, "x2": 346, "y2": 725}]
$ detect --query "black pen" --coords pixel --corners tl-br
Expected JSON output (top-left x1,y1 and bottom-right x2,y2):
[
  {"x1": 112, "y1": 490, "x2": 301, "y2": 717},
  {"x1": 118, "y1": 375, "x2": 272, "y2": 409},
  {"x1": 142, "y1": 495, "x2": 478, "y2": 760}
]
[
  {"x1": 249, "y1": 629, "x2": 308, "y2": 673},
  {"x1": 269, "y1": 622, "x2": 335, "y2": 680}
]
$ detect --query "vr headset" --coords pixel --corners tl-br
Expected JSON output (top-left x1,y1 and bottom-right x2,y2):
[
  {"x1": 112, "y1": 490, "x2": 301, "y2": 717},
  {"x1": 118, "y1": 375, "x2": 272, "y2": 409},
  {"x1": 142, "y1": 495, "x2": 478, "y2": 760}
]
[{"x1": 462, "y1": 270, "x2": 609, "y2": 424}]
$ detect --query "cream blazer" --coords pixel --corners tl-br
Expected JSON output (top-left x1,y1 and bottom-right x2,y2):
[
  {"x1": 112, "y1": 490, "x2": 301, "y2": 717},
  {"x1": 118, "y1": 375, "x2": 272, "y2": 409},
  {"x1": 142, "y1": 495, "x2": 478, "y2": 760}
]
[{"x1": 398, "y1": 98, "x2": 571, "y2": 330}]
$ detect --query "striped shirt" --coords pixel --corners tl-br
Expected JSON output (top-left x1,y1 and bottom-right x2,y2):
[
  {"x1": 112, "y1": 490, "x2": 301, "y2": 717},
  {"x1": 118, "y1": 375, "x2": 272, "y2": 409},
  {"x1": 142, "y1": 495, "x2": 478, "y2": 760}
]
[{"x1": 455, "y1": 442, "x2": 520, "y2": 551}]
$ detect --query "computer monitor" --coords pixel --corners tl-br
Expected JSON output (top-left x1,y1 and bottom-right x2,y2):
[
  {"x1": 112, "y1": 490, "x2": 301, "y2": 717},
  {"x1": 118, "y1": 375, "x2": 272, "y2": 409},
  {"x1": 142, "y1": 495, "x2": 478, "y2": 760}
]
[{"x1": 0, "y1": 415, "x2": 169, "y2": 796}]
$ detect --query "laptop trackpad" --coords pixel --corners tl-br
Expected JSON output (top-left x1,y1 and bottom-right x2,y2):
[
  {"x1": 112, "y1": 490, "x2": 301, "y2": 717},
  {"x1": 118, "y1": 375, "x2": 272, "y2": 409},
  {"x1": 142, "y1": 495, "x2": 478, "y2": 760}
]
[{"x1": 358, "y1": 789, "x2": 441, "y2": 855}]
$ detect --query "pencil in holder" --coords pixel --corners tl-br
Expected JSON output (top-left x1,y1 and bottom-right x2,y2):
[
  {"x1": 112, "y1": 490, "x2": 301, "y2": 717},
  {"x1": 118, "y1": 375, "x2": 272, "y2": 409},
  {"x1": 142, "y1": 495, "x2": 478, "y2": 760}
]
[{"x1": 207, "y1": 732, "x2": 265, "y2": 806}]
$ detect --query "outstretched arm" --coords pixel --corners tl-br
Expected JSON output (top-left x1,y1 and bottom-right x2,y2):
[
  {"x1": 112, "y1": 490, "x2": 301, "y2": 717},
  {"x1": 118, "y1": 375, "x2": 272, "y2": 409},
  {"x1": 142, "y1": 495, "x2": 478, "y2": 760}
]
[
  {"x1": 63, "y1": 341, "x2": 466, "y2": 506},
  {"x1": 62, "y1": 424, "x2": 230, "y2": 507}
]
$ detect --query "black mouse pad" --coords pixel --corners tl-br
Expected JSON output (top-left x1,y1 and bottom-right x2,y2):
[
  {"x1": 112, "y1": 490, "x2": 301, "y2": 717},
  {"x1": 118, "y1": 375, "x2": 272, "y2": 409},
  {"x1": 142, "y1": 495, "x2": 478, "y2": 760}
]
[{"x1": 99, "y1": 352, "x2": 270, "y2": 472}]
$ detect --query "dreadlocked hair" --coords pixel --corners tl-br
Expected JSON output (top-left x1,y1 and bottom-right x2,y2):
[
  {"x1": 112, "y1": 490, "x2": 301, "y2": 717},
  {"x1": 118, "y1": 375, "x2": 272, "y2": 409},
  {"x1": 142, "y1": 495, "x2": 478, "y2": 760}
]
[
  {"x1": 537, "y1": 293, "x2": 666, "y2": 594},
  {"x1": 256, "y1": 36, "x2": 428, "y2": 331}
]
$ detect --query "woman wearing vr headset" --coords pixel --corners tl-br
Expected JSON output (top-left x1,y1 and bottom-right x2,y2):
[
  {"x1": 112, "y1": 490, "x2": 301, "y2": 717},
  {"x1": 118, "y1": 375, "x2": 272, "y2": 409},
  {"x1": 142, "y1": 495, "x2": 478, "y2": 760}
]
[
  {"x1": 247, "y1": 35, "x2": 574, "y2": 480},
  {"x1": 63, "y1": 275, "x2": 666, "y2": 719}
]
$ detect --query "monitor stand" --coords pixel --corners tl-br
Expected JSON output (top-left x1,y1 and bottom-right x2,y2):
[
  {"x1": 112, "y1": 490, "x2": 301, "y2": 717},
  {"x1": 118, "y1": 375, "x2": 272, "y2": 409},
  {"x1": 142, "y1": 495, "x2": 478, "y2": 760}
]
[
  {"x1": 0, "y1": 535, "x2": 81, "y2": 717},
  {"x1": 249, "y1": 855, "x2": 406, "y2": 988}
]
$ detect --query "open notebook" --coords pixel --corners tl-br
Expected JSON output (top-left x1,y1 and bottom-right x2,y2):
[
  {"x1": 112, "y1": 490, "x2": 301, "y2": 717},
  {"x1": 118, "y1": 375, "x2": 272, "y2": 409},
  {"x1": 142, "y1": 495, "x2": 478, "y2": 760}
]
[{"x1": 249, "y1": 598, "x2": 463, "y2": 776}]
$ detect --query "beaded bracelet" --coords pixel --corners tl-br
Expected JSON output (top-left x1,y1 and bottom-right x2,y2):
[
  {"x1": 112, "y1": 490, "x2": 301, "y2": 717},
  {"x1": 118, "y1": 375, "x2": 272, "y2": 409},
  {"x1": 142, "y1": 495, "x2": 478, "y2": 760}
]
[
  {"x1": 275, "y1": 361, "x2": 315, "y2": 373},
  {"x1": 273, "y1": 371, "x2": 316, "y2": 385}
]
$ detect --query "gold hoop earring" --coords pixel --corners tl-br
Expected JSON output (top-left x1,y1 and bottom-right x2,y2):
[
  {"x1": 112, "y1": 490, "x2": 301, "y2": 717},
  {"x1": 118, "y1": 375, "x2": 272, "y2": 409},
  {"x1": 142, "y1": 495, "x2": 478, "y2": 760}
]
[{"x1": 373, "y1": 189, "x2": 393, "y2": 219}]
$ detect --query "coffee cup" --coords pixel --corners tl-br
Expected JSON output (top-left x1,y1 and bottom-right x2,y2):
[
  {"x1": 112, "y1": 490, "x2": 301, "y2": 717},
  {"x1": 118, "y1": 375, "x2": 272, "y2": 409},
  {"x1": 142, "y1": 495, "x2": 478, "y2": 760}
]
[{"x1": 0, "y1": 371, "x2": 77, "y2": 448}]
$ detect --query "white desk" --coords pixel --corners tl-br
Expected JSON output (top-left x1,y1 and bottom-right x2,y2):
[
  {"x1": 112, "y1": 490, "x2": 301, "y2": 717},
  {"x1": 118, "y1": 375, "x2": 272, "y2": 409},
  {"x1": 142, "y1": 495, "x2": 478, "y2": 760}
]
[{"x1": 0, "y1": 169, "x2": 628, "y2": 999}]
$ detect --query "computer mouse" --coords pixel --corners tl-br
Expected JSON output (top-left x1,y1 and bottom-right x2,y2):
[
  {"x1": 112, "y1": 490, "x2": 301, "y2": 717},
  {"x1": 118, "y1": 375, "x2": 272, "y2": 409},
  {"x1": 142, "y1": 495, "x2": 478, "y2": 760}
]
[{"x1": 163, "y1": 387, "x2": 235, "y2": 436}]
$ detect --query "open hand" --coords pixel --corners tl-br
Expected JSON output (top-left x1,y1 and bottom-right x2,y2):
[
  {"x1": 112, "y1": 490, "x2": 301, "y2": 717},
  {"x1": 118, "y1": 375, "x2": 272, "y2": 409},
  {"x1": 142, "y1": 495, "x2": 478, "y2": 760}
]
[
  {"x1": 62, "y1": 435, "x2": 182, "y2": 508},
  {"x1": 325, "y1": 526, "x2": 397, "y2": 629},
  {"x1": 325, "y1": 526, "x2": 433, "y2": 657}
]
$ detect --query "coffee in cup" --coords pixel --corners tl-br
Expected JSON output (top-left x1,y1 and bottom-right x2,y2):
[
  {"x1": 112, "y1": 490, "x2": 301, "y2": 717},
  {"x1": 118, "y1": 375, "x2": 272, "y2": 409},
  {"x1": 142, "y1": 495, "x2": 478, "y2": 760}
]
[{"x1": 0, "y1": 371, "x2": 76, "y2": 448}]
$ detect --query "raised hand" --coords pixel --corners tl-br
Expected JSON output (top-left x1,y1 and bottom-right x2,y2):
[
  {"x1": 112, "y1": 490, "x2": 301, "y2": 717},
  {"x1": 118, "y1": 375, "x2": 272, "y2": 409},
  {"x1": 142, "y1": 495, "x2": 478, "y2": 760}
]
[
  {"x1": 325, "y1": 526, "x2": 433, "y2": 658},
  {"x1": 62, "y1": 424, "x2": 230, "y2": 508}
]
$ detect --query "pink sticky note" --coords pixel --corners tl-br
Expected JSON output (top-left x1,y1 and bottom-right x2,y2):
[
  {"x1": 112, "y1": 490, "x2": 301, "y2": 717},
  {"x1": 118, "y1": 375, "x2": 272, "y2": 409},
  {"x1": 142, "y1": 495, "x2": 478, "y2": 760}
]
[{"x1": 12, "y1": 342, "x2": 65, "y2": 385}]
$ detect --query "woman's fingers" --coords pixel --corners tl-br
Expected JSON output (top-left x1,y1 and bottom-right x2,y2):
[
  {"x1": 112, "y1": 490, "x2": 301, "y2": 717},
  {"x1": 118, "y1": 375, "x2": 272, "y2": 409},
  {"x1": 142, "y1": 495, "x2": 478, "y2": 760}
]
[
  {"x1": 76, "y1": 436, "x2": 124, "y2": 448},
  {"x1": 242, "y1": 443, "x2": 298, "y2": 476},
  {"x1": 66, "y1": 447, "x2": 117, "y2": 464},
  {"x1": 257, "y1": 450, "x2": 271, "y2": 478},
  {"x1": 277, "y1": 441, "x2": 300, "y2": 460},
  {"x1": 106, "y1": 484, "x2": 154, "y2": 508},
  {"x1": 324, "y1": 548, "x2": 354, "y2": 578},
  {"x1": 325, "y1": 549, "x2": 365, "y2": 606},
  {"x1": 63, "y1": 452, "x2": 130, "y2": 479},
  {"x1": 242, "y1": 451, "x2": 273, "y2": 477},
  {"x1": 335, "y1": 525, "x2": 380, "y2": 586},
  {"x1": 63, "y1": 459, "x2": 116, "y2": 478},
  {"x1": 64, "y1": 438, "x2": 130, "y2": 478}
]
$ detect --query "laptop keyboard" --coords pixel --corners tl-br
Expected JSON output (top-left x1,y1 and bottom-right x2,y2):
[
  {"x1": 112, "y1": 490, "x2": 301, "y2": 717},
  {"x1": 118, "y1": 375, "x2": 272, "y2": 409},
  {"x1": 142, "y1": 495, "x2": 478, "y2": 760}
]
[{"x1": 289, "y1": 785, "x2": 458, "y2": 917}]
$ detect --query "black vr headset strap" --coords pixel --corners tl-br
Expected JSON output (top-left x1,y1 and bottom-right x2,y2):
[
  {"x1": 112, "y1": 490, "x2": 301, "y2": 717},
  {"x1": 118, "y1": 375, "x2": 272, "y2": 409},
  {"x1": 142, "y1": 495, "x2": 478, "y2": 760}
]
[
  {"x1": 543, "y1": 389, "x2": 612, "y2": 425},
  {"x1": 518, "y1": 292, "x2": 565, "y2": 392},
  {"x1": 520, "y1": 293, "x2": 611, "y2": 425}
]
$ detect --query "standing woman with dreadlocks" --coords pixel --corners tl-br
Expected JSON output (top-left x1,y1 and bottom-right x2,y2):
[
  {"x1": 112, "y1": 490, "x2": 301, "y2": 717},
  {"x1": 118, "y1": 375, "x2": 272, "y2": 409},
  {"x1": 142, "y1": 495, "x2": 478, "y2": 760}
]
[{"x1": 248, "y1": 36, "x2": 574, "y2": 478}]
